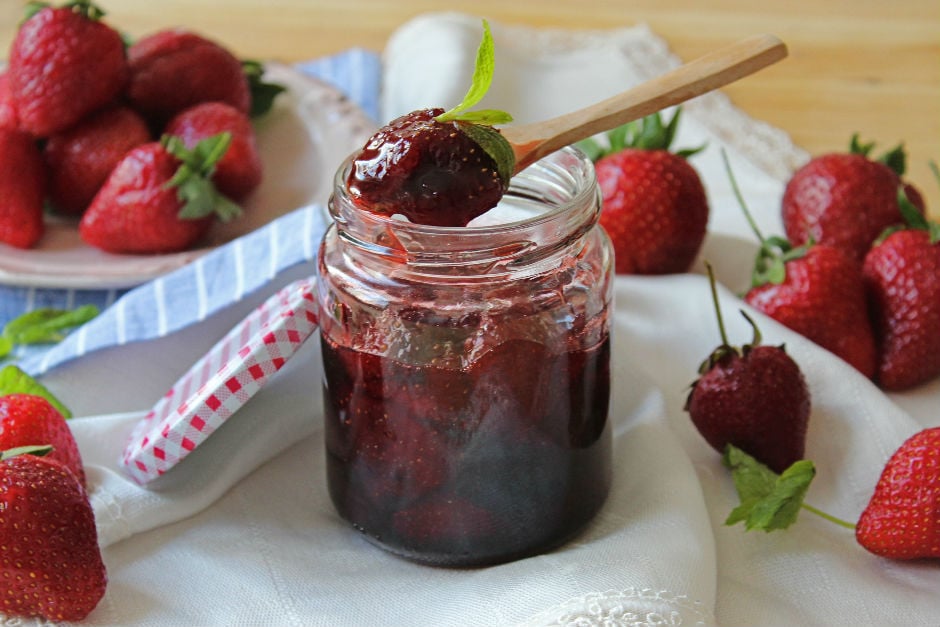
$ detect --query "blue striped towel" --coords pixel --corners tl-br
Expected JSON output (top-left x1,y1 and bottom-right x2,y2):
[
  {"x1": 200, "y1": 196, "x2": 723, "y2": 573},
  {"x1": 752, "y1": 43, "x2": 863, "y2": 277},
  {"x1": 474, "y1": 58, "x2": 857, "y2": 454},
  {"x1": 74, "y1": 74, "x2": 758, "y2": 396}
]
[{"x1": 2, "y1": 49, "x2": 382, "y2": 376}]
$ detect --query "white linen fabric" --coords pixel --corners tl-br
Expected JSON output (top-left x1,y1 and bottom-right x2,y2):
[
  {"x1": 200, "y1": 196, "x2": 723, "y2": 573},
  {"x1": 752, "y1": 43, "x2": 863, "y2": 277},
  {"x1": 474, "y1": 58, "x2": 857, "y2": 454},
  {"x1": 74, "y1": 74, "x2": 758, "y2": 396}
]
[{"x1": 19, "y1": 12, "x2": 940, "y2": 626}]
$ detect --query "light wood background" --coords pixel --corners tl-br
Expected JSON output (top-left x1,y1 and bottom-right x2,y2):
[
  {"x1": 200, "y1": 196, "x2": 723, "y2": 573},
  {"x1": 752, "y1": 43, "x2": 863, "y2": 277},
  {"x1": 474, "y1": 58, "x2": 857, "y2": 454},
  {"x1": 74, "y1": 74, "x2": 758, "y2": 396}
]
[{"x1": 2, "y1": 0, "x2": 938, "y2": 212}]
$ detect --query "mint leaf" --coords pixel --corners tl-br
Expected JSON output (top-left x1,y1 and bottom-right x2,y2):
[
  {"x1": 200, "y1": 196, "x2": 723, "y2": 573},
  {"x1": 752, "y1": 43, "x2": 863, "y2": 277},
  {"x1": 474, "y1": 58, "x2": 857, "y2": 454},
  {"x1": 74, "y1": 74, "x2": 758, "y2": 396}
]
[
  {"x1": 0, "y1": 365, "x2": 71, "y2": 418},
  {"x1": 0, "y1": 337, "x2": 11, "y2": 359},
  {"x1": 459, "y1": 122, "x2": 515, "y2": 186},
  {"x1": 3, "y1": 305, "x2": 98, "y2": 345},
  {"x1": 722, "y1": 444, "x2": 815, "y2": 531},
  {"x1": 436, "y1": 20, "x2": 513, "y2": 126}
]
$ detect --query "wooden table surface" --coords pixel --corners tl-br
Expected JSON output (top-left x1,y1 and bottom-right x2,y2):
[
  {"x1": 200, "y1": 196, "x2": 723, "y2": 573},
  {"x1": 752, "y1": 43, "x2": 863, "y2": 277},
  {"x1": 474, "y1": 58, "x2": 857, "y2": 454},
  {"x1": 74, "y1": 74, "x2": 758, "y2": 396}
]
[{"x1": 2, "y1": 0, "x2": 939, "y2": 211}]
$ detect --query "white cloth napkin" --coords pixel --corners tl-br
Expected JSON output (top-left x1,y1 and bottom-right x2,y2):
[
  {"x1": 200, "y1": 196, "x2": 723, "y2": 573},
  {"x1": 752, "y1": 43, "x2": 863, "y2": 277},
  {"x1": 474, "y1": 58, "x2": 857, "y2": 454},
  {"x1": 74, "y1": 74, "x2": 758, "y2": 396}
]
[{"x1": 31, "y1": 12, "x2": 940, "y2": 626}]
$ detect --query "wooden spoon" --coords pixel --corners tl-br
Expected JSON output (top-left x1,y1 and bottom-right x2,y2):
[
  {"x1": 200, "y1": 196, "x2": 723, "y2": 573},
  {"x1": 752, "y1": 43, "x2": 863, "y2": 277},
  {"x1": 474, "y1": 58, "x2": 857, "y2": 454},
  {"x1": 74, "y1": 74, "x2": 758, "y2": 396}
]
[{"x1": 501, "y1": 33, "x2": 788, "y2": 173}]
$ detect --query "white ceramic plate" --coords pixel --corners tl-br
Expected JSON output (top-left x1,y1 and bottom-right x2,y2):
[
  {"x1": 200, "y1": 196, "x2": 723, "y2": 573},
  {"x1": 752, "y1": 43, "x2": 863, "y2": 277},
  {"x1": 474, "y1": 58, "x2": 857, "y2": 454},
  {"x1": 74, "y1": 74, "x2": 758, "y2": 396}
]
[{"x1": 0, "y1": 62, "x2": 376, "y2": 289}]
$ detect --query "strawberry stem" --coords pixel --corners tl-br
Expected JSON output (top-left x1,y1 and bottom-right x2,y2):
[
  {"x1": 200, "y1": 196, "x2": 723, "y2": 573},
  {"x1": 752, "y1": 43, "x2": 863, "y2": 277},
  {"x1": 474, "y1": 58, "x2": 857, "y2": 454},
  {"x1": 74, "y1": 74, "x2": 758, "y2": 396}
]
[
  {"x1": 801, "y1": 503, "x2": 856, "y2": 529},
  {"x1": 705, "y1": 262, "x2": 730, "y2": 346},
  {"x1": 721, "y1": 148, "x2": 765, "y2": 244}
]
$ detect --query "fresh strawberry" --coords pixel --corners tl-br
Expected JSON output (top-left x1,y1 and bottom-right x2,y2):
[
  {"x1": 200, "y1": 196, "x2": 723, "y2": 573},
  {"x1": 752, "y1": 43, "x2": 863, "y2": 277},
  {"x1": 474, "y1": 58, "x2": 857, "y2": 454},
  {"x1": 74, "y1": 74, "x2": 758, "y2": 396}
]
[
  {"x1": 0, "y1": 448, "x2": 107, "y2": 621},
  {"x1": 862, "y1": 182, "x2": 940, "y2": 390},
  {"x1": 856, "y1": 427, "x2": 940, "y2": 560},
  {"x1": 685, "y1": 264, "x2": 811, "y2": 474},
  {"x1": 782, "y1": 135, "x2": 926, "y2": 262},
  {"x1": 44, "y1": 105, "x2": 152, "y2": 215},
  {"x1": 127, "y1": 28, "x2": 251, "y2": 127},
  {"x1": 723, "y1": 151, "x2": 878, "y2": 378},
  {"x1": 7, "y1": 0, "x2": 127, "y2": 137},
  {"x1": 79, "y1": 134, "x2": 241, "y2": 254},
  {"x1": 0, "y1": 394, "x2": 85, "y2": 486},
  {"x1": 165, "y1": 101, "x2": 262, "y2": 201},
  {"x1": 0, "y1": 72, "x2": 19, "y2": 130},
  {"x1": 347, "y1": 21, "x2": 513, "y2": 227},
  {"x1": 0, "y1": 128, "x2": 46, "y2": 249},
  {"x1": 582, "y1": 108, "x2": 709, "y2": 275}
]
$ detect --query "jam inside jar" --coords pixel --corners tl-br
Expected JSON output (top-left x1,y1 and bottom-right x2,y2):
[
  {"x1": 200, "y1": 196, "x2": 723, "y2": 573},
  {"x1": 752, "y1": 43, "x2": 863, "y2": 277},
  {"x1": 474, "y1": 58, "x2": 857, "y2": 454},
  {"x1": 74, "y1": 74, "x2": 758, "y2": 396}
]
[{"x1": 315, "y1": 146, "x2": 614, "y2": 567}]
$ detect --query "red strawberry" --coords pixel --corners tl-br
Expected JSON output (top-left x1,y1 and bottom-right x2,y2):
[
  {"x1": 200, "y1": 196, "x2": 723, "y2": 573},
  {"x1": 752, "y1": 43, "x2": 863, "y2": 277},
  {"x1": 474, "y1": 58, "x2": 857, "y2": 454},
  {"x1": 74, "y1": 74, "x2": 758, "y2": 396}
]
[
  {"x1": 8, "y1": 0, "x2": 127, "y2": 137},
  {"x1": 685, "y1": 264, "x2": 811, "y2": 474},
  {"x1": 0, "y1": 394, "x2": 85, "y2": 486},
  {"x1": 856, "y1": 427, "x2": 940, "y2": 560},
  {"x1": 79, "y1": 134, "x2": 242, "y2": 254},
  {"x1": 165, "y1": 101, "x2": 262, "y2": 201},
  {"x1": 0, "y1": 128, "x2": 46, "y2": 249},
  {"x1": 724, "y1": 151, "x2": 877, "y2": 377},
  {"x1": 44, "y1": 105, "x2": 152, "y2": 215},
  {"x1": 782, "y1": 136, "x2": 926, "y2": 262},
  {"x1": 348, "y1": 107, "x2": 511, "y2": 226},
  {"x1": 862, "y1": 188, "x2": 940, "y2": 390},
  {"x1": 585, "y1": 109, "x2": 709, "y2": 275},
  {"x1": 0, "y1": 448, "x2": 107, "y2": 621},
  {"x1": 0, "y1": 71, "x2": 19, "y2": 130},
  {"x1": 127, "y1": 28, "x2": 251, "y2": 127}
]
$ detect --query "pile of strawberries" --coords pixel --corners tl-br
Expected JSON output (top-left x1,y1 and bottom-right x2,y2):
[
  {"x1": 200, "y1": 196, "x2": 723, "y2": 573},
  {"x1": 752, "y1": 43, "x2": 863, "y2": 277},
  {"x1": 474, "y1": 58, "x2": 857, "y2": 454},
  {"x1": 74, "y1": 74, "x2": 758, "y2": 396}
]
[
  {"x1": 589, "y1": 114, "x2": 939, "y2": 392},
  {"x1": 0, "y1": 392, "x2": 106, "y2": 621},
  {"x1": 0, "y1": 0, "x2": 273, "y2": 254}
]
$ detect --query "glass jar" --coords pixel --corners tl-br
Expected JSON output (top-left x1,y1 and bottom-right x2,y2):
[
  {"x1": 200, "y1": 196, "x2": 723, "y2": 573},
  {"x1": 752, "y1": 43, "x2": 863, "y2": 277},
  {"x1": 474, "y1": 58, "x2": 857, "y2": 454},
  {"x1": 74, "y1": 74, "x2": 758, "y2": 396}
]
[{"x1": 315, "y1": 146, "x2": 614, "y2": 567}]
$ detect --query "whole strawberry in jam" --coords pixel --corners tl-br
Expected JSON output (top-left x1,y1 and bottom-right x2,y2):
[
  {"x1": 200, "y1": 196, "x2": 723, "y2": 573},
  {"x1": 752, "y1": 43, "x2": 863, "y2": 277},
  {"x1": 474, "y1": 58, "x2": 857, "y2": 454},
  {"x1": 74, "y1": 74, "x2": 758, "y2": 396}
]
[
  {"x1": 346, "y1": 20, "x2": 514, "y2": 227},
  {"x1": 856, "y1": 427, "x2": 940, "y2": 560},
  {"x1": 862, "y1": 181, "x2": 940, "y2": 390},
  {"x1": 782, "y1": 135, "x2": 926, "y2": 262},
  {"x1": 581, "y1": 108, "x2": 709, "y2": 275},
  {"x1": 8, "y1": 0, "x2": 127, "y2": 137},
  {"x1": 685, "y1": 265, "x2": 811, "y2": 474},
  {"x1": 0, "y1": 447, "x2": 107, "y2": 621}
]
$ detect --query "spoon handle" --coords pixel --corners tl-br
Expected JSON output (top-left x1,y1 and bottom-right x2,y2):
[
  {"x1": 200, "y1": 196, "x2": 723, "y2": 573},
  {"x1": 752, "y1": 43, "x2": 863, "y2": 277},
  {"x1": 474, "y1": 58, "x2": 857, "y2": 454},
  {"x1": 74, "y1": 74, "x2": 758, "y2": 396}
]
[{"x1": 502, "y1": 33, "x2": 788, "y2": 172}]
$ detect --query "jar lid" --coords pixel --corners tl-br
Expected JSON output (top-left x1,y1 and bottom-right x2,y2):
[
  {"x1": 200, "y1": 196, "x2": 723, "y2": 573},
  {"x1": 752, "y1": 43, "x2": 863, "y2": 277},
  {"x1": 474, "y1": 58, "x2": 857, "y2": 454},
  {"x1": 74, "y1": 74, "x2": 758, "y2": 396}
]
[{"x1": 121, "y1": 278, "x2": 319, "y2": 485}]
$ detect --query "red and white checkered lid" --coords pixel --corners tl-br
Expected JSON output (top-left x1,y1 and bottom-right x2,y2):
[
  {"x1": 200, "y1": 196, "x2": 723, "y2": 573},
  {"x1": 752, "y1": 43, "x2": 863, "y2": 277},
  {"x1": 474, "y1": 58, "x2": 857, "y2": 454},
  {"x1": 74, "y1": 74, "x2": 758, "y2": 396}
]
[{"x1": 121, "y1": 277, "x2": 319, "y2": 485}]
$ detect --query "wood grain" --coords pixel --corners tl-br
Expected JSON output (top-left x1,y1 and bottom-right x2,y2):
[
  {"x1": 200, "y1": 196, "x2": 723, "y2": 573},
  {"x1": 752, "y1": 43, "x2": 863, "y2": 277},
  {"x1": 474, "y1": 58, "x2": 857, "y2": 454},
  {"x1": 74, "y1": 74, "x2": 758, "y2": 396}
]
[{"x1": 1, "y1": 0, "x2": 938, "y2": 212}]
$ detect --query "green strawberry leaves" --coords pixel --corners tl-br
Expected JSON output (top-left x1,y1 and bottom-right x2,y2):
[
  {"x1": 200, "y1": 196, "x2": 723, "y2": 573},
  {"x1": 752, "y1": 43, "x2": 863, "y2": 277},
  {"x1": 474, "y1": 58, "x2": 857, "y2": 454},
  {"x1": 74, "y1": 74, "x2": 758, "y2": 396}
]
[
  {"x1": 878, "y1": 160, "x2": 940, "y2": 245},
  {"x1": 435, "y1": 20, "x2": 512, "y2": 126},
  {"x1": 0, "y1": 444, "x2": 54, "y2": 461},
  {"x1": 849, "y1": 133, "x2": 907, "y2": 176},
  {"x1": 0, "y1": 365, "x2": 71, "y2": 418},
  {"x1": 242, "y1": 60, "x2": 287, "y2": 118},
  {"x1": 162, "y1": 133, "x2": 243, "y2": 222},
  {"x1": 576, "y1": 107, "x2": 705, "y2": 162}
]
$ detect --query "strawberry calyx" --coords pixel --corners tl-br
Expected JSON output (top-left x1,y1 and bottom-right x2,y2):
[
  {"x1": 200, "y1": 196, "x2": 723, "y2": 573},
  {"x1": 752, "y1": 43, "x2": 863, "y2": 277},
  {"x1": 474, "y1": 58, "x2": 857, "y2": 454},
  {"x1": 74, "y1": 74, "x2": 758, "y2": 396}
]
[
  {"x1": 161, "y1": 132, "x2": 242, "y2": 222},
  {"x1": 849, "y1": 133, "x2": 907, "y2": 177},
  {"x1": 0, "y1": 444, "x2": 54, "y2": 461},
  {"x1": 577, "y1": 107, "x2": 705, "y2": 162},
  {"x1": 875, "y1": 161, "x2": 940, "y2": 245},
  {"x1": 241, "y1": 60, "x2": 286, "y2": 118},
  {"x1": 24, "y1": 0, "x2": 106, "y2": 22}
]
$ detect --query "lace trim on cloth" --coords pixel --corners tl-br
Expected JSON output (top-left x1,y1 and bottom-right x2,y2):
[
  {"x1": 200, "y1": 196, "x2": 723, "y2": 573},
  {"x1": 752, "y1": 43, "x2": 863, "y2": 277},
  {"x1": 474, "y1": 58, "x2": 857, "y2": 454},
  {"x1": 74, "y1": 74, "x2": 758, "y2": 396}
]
[
  {"x1": 486, "y1": 17, "x2": 809, "y2": 182},
  {"x1": 517, "y1": 588, "x2": 711, "y2": 627}
]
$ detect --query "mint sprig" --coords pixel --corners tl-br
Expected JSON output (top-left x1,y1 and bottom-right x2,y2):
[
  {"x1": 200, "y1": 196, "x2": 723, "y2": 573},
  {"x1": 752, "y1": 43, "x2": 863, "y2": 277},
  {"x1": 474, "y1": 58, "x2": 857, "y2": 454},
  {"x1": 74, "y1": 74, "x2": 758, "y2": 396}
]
[
  {"x1": 0, "y1": 305, "x2": 98, "y2": 360},
  {"x1": 435, "y1": 20, "x2": 513, "y2": 126},
  {"x1": 722, "y1": 444, "x2": 856, "y2": 532}
]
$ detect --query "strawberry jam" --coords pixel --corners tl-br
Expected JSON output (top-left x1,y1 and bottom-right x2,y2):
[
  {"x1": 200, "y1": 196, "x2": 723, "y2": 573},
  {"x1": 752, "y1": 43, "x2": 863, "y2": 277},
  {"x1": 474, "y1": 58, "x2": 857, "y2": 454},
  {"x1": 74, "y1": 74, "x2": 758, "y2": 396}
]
[
  {"x1": 322, "y1": 334, "x2": 611, "y2": 565},
  {"x1": 317, "y1": 146, "x2": 614, "y2": 566}
]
